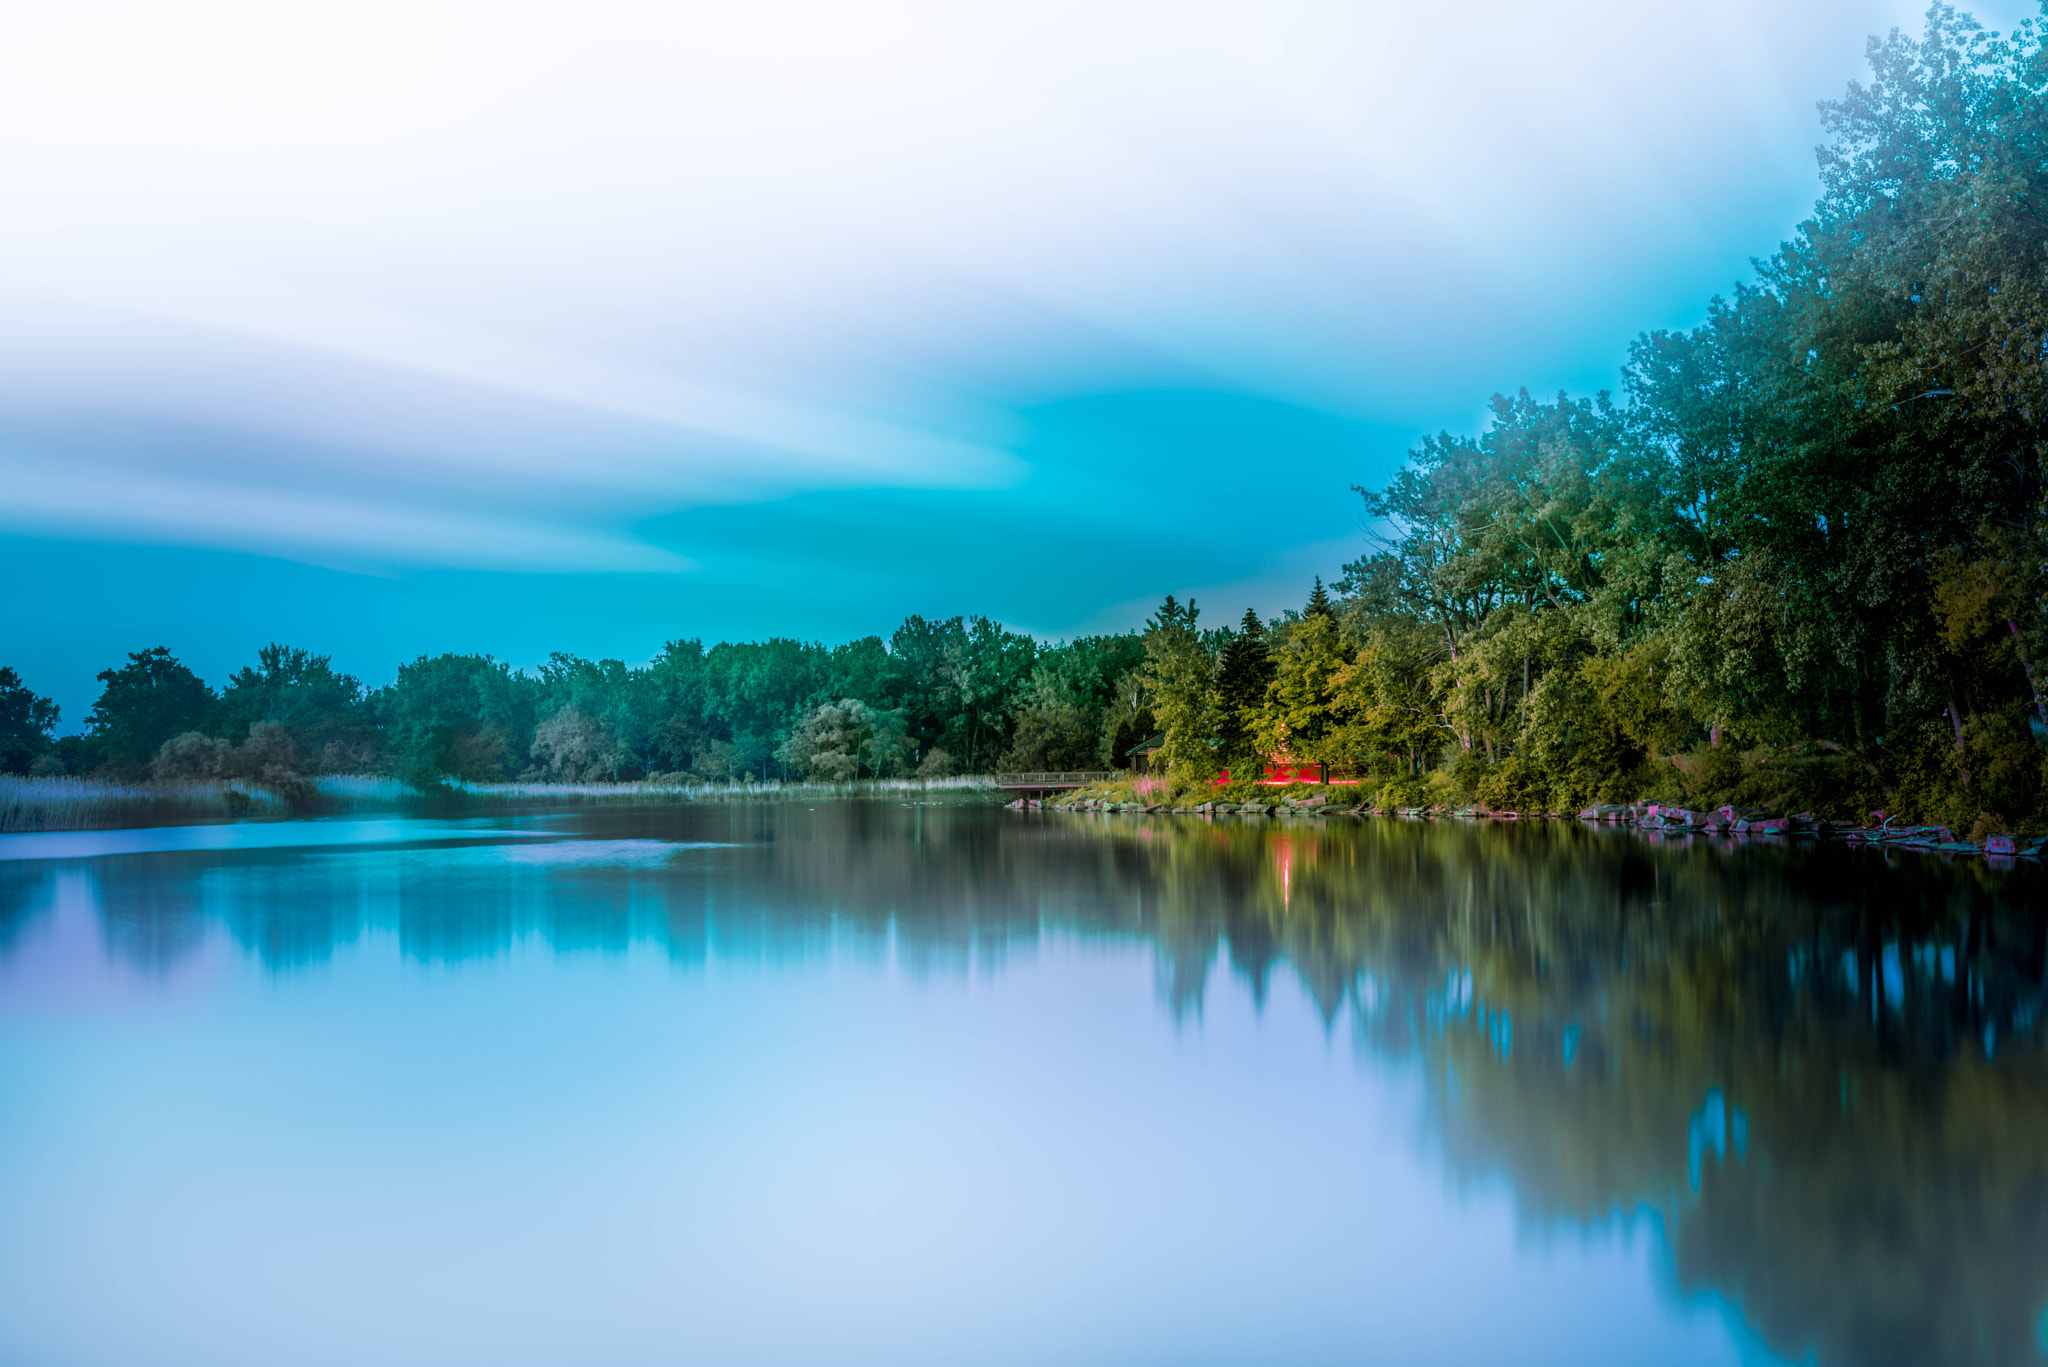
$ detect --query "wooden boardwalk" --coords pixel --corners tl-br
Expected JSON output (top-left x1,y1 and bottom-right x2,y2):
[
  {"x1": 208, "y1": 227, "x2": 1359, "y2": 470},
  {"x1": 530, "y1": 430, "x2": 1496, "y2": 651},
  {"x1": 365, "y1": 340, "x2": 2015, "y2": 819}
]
[{"x1": 994, "y1": 771, "x2": 1115, "y2": 792}]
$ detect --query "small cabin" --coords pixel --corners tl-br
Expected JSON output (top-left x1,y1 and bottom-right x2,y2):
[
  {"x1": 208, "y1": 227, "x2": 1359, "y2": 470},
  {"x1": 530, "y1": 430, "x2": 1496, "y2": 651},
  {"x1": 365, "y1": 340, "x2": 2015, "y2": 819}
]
[{"x1": 1124, "y1": 733, "x2": 1166, "y2": 773}]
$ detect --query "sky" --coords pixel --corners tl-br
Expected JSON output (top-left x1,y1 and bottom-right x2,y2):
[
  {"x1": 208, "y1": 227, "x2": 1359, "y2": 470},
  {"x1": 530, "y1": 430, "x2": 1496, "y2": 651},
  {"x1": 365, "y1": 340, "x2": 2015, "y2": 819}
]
[{"x1": 1, "y1": 0, "x2": 2033, "y2": 723}]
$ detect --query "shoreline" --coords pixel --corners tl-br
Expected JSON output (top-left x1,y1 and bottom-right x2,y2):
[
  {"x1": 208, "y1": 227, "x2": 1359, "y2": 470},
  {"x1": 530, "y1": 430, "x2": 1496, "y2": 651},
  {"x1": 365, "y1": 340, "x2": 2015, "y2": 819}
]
[{"x1": 1023, "y1": 792, "x2": 2046, "y2": 864}]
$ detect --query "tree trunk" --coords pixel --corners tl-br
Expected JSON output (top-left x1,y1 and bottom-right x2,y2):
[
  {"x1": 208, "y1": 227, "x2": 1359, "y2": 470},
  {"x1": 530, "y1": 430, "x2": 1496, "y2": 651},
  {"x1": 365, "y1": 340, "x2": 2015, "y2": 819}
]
[
  {"x1": 2008, "y1": 621, "x2": 2048, "y2": 736},
  {"x1": 1946, "y1": 691, "x2": 1970, "y2": 788}
]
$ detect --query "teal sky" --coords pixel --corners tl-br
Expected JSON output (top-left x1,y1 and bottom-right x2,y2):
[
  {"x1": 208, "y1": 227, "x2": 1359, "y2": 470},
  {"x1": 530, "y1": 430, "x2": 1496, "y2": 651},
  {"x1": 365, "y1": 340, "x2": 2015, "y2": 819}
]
[{"x1": 1, "y1": 0, "x2": 2032, "y2": 724}]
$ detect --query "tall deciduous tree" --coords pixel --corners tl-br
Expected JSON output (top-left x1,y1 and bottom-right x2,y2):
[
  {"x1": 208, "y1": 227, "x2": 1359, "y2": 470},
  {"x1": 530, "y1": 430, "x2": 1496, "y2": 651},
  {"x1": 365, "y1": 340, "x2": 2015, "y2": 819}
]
[
  {"x1": 776, "y1": 699, "x2": 913, "y2": 780},
  {"x1": 378, "y1": 654, "x2": 535, "y2": 786},
  {"x1": 86, "y1": 647, "x2": 216, "y2": 776},
  {"x1": 0, "y1": 667, "x2": 58, "y2": 774},
  {"x1": 1254, "y1": 607, "x2": 1350, "y2": 768},
  {"x1": 221, "y1": 644, "x2": 373, "y2": 771}
]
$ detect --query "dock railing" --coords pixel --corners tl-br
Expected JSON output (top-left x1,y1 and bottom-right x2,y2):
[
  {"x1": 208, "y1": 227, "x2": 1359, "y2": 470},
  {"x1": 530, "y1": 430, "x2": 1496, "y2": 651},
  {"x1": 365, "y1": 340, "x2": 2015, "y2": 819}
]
[{"x1": 994, "y1": 772, "x2": 1115, "y2": 790}]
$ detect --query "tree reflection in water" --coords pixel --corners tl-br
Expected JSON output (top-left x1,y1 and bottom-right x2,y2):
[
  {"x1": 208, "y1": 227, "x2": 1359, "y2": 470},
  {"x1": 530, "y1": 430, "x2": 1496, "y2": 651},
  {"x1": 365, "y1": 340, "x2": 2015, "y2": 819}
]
[
  {"x1": 1080, "y1": 814, "x2": 2048, "y2": 1367},
  {"x1": 5, "y1": 803, "x2": 2043, "y2": 1366}
]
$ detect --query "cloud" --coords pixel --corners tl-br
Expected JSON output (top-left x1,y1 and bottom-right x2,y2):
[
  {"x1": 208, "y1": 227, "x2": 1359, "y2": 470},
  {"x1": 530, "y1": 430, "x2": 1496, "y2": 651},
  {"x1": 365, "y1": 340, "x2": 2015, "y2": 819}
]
[
  {"x1": 0, "y1": 0, "x2": 2024, "y2": 577},
  {"x1": 0, "y1": 458, "x2": 690, "y2": 573}
]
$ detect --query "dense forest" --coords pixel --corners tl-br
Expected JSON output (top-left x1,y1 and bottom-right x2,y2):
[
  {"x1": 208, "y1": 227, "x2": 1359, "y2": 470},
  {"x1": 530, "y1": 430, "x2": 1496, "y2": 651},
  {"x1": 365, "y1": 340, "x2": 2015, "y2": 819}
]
[{"x1": 6, "y1": 6, "x2": 2048, "y2": 831}]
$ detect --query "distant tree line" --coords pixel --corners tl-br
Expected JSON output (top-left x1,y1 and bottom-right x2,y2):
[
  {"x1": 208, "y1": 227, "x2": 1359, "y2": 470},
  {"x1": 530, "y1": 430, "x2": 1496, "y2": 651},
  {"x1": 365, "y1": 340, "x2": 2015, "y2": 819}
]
[{"x1": 0, "y1": 620, "x2": 1162, "y2": 789}]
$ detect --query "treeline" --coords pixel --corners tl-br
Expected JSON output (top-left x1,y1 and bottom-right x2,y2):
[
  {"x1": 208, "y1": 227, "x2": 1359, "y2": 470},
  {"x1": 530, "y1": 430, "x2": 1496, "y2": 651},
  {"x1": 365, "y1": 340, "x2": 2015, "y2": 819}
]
[{"x1": 0, "y1": 618, "x2": 1158, "y2": 788}]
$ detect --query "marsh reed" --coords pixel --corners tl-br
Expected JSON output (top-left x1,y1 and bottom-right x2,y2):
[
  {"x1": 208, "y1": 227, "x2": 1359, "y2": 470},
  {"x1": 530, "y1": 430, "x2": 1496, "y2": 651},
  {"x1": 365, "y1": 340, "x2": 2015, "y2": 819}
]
[{"x1": 0, "y1": 773, "x2": 994, "y2": 834}]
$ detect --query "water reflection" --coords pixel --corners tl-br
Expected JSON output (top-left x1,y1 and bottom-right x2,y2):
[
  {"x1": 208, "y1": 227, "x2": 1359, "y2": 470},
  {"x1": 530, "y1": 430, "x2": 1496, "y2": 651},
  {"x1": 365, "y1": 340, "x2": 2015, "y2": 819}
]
[{"x1": 2, "y1": 803, "x2": 2044, "y2": 1366}]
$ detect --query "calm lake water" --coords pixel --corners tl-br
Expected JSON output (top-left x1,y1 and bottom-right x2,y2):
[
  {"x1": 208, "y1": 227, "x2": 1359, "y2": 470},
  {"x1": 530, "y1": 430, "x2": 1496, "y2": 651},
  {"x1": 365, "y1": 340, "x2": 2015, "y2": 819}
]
[{"x1": 1, "y1": 800, "x2": 2044, "y2": 1367}]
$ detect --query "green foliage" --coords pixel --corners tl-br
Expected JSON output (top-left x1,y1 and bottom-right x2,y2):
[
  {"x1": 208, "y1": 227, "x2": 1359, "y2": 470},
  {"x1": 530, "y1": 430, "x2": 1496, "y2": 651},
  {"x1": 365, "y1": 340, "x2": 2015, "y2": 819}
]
[
  {"x1": 530, "y1": 707, "x2": 625, "y2": 781},
  {"x1": 885, "y1": 615, "x2": 1037, "y2": 771},
  {"x1": 86, "y1": 647, "x2": 216, "y2": 777},
  {"x1": 150, "y1": 721, "x2": 318, "y2": 810},
  {"x1": 1136, "y1": 596, "x2": 1218, "y2": 780},
  {"x1": 1214, "y1": 608, "x2": 1273, "y2": 772},
  {"x1": 1230, "y1": 8, "x2": 2048, "y2": 831},
  {"x1": 1328, "y1": 617, "x2": 1442, "y2": 782},
  {"x1": 50, "y1": 616, "x2": 1098, "y2": 788},
  {"x1": 1303, "y1": 576, "x2": 1334, "y2": 618},
  {"x1": 1254, "y1": 608, "x2": 1350, "y2": 766},
  {"x1": 1000, "y1": 632, "x2": 1143, "y2": 771},
  {"x1": 220, "y1": 644, "x2": 374, "y2": 772},
  {"x1": 776, "y1": 699, "x2": 913, "y2": 780},
  {"x1": 999, "y1": 702, "x2": 1101, "y2": 771},
  {"x1": 0, "y1": 667, "x2": 58, "y2": 775},
  {"x1": 533, "y1": 654, "x2": 663, "y2": 778},
  {"x1": 1101, "y1": 704, "x2": 1156, "y2": 771},
  {"x1": 378, "y1": 654, "x2": 534, "y2": 787}
]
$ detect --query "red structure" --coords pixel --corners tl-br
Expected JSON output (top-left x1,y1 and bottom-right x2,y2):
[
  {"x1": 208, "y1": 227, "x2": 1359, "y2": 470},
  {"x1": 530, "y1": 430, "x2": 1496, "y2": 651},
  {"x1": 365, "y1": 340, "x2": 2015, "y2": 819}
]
[
  {"x1": 1218, "y1": 762, "x2": 1361, "y2": 786},
  {"x1": 1130, "y1": 733, "x2": 1360, "y2": 786}
]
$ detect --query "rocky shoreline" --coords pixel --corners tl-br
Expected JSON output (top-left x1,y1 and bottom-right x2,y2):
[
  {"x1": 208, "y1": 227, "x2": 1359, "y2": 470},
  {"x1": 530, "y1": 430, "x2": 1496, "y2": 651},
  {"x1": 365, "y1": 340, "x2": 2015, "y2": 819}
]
[{"x1": 1009, "y1": 792, "x2": 2043, "y2": 862}]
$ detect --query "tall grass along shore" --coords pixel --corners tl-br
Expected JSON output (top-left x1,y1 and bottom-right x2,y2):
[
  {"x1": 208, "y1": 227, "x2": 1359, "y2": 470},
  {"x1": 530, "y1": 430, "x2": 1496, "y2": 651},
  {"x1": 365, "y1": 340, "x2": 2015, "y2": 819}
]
[{"x1": 0, "y1": 774, "x2": 993, "y2": 835}]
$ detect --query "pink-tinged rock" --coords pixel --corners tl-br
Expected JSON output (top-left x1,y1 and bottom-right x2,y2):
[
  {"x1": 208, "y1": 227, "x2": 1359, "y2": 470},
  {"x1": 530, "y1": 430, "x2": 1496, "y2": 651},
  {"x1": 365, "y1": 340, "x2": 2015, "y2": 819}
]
[{"x1": 1986, "y1": 835, "x2": 2017, "y2": 855}]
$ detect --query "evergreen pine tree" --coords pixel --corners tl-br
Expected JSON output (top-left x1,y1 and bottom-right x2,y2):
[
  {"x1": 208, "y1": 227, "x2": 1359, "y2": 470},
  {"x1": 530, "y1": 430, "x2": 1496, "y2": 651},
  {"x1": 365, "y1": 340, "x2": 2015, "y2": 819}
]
[
  {"x1": 1305, "y1": 577, "x2": 1334, "y2": 619},
  {"x1": 1215, "y1": 608, "x2": 1275, "y2": 773}
]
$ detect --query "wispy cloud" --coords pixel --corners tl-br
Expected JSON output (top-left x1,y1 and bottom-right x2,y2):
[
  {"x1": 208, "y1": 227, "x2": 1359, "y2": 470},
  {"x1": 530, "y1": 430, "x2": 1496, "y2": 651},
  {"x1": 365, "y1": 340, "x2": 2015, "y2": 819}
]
[
  {"x1": 0, "y1": 459, "x2": 690, "y2": 573},
  {"x1": 0, "y1": 0, "x2": 2019, "y2": 577}
]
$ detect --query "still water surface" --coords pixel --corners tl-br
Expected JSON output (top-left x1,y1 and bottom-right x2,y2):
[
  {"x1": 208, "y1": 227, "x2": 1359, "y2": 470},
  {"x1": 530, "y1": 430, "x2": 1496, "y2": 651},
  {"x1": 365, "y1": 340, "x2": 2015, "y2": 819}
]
[{"x1": 0, "y1": 800, "x2": 2044, "y2": 1367}]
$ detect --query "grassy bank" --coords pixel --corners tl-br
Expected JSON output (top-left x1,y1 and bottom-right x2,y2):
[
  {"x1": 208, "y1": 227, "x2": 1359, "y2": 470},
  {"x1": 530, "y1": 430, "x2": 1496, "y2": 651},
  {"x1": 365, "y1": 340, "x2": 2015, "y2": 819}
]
[{"x1": 0, "y1": 773, "x2": 996, "y2": 834}]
